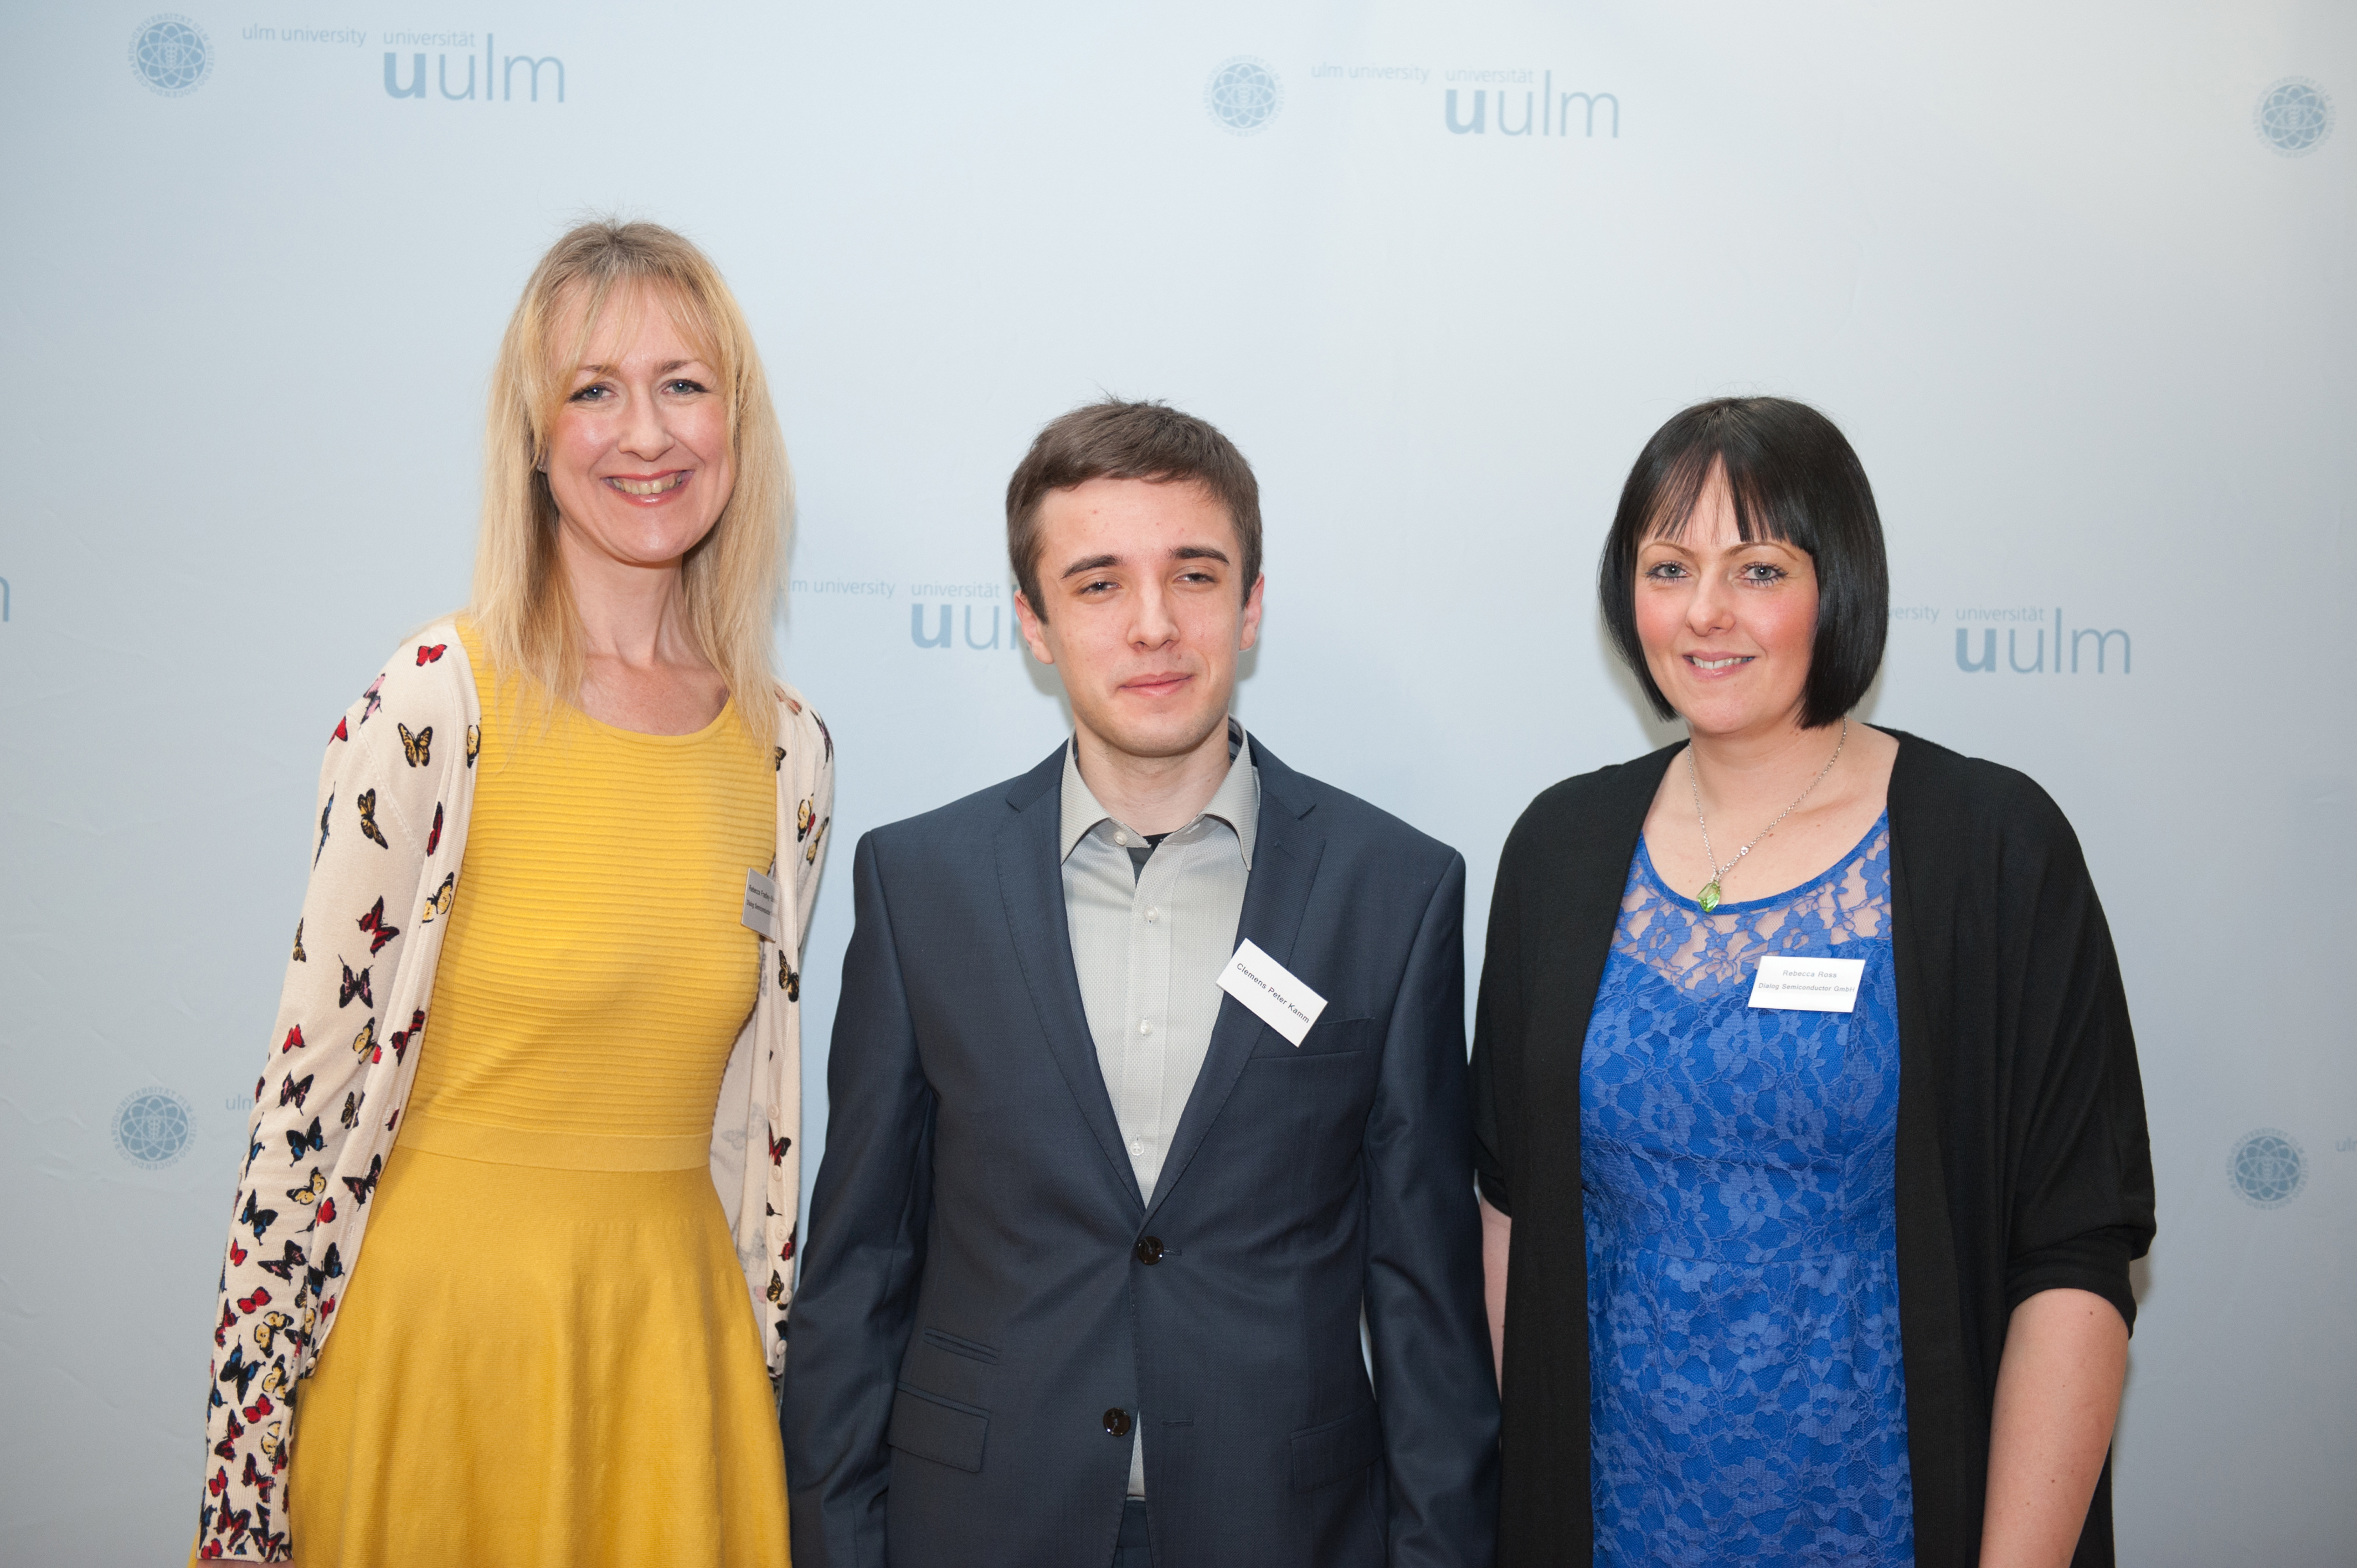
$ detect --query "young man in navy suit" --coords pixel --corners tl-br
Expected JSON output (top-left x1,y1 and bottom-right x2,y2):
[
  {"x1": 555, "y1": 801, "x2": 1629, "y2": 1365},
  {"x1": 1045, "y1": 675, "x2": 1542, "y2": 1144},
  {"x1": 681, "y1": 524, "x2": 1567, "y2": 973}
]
[{"x1": 781, "y1": 400, "x2": 1498, "y2": 1568}]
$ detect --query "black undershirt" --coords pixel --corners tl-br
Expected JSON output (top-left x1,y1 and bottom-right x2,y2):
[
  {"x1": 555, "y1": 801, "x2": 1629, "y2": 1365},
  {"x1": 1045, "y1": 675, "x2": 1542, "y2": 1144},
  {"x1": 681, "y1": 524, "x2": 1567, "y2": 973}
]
[{"x1": 1126, "y1": 832, "x2": 1168, "y2": 882}]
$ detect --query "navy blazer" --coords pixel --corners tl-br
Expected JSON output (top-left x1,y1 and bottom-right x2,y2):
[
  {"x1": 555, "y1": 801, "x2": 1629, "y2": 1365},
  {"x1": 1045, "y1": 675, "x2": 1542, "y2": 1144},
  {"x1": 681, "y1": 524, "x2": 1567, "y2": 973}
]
[{"x1": 781, "y1": 739, "x2": 1500, "y2": 1568}]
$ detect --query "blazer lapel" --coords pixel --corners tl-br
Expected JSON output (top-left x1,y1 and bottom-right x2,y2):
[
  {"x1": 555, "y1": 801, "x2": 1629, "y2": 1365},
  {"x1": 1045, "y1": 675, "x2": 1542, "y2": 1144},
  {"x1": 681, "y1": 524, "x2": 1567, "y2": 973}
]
[
  {"x1": 1142, "y1": 742, "x2": 1326, "y2": 1228},
  {"x1": 994, "y1": 754, "x2": 1145, "y2": 1209}
]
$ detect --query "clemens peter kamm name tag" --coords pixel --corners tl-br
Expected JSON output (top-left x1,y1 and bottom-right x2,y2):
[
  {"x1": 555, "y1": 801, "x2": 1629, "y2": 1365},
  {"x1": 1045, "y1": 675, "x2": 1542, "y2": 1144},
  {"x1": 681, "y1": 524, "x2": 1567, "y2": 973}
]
[
  {"x1": 1747, "y1": 955, "x2": 1866, "y2": 1013},
  {"x1": 1216, "y1": 938, "x2": 1329, "y2": 1047}
]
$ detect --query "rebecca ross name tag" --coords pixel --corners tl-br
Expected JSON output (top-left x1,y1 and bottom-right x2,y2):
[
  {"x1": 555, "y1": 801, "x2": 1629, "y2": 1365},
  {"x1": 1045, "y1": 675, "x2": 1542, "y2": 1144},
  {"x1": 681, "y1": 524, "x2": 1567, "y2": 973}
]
[
  {"x1": 1747, "y1": 955, "x2": 1866, "y2": 1013},
  {"x1": 742, "y1": 868, "x2": 779, "y2": 942},
  {"x1": 1216, "y1": 939, "x2": 1329, "y2": 1046}
]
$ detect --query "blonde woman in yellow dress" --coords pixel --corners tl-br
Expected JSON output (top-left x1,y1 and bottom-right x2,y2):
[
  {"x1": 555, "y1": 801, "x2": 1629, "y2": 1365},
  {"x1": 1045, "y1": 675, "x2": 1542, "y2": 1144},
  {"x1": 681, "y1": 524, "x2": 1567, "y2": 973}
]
[{"x1": 190, "y1": 220, "x2": 832, "y2": 1565}]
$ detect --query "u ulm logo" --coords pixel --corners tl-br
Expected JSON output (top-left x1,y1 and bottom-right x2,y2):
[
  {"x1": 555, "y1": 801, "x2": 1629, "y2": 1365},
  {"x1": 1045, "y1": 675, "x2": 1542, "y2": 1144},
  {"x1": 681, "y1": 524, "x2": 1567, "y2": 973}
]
[
  {"x1": 1944, "y1": 607, "x2": 2130, "y2": 675},
  {"x1": 912, "y1": 604, "x2": 1021, "y2": 652},
  {"x1": 382, "y1": 34, "x2": 563, "y2": 102},
  {"x1": 1445, "y1": 71, "x2": 1618, "y2": 138}
]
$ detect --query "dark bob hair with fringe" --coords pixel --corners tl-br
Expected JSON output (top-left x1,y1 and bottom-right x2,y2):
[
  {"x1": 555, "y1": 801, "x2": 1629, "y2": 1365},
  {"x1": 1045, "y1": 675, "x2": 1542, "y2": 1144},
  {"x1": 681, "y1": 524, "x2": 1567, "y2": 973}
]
[{"x1": 1598, "y1": 396, "x2": 1888, "y2": 730}]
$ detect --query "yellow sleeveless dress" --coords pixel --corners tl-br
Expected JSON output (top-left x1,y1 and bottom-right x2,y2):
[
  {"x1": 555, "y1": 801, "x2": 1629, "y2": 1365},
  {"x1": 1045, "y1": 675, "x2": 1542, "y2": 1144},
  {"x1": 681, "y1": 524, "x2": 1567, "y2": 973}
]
[{"x1": 276, "y1": 633, "x2": 790, "y2": 1567}]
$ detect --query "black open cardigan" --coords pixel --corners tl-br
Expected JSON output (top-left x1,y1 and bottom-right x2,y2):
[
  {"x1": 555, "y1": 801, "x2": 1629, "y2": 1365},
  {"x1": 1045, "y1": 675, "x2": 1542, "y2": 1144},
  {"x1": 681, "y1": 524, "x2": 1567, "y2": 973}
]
[{"x1": 1468, "y1": 731, "x2": 2155, "y2": 1567}]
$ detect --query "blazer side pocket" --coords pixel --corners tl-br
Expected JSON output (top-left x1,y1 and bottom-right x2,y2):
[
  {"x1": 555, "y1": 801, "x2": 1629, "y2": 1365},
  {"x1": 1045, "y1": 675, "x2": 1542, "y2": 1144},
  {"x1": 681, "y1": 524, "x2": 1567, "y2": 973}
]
[
  {"x1": 1289, "y1": 1402, "x2": 1382, "y2": 1492},
  {"x1": 887, "y1": 1384, "x2": 989, "y2": 1473}
]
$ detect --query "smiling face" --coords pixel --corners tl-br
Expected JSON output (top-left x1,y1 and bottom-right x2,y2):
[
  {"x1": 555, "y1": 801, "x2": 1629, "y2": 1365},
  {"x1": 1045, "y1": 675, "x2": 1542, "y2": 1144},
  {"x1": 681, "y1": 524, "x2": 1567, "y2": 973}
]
[
  {"x1": 541, "y1": 284, "x2": 734, "y2": 572},
  {"x1": 1633, "y1": 465, "x2": 1821, "y2": 741},
  {"x1": 1013, "y1": 477, "x2": 1264, "y2": 764}
]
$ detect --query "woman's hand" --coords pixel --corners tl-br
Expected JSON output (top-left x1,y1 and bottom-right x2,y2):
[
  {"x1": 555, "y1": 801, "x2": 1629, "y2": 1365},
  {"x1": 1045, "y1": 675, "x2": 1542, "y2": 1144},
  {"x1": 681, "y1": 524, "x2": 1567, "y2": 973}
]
[{"x1": 1979, "y1": 1287, "x2": 2129, "y2": 1567}]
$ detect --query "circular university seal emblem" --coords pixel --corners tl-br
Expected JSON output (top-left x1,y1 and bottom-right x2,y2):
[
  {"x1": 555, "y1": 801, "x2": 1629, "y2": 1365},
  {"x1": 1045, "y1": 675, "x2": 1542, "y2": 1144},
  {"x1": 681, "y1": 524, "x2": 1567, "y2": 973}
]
[
  {"x1": 114, "y1": 1086, "x2": 194, "y2": 1168},
  {"x1": 2253, "y1": 78, "x2": 2332, "y2": 157},
  {"x1": 128, "y1": 14, "x2": 212, "y2": 97},
  {"x1": 1205, "y1": 57, "x2": 1283, "y2": 135},
  {"x1": 2227, "y1": 1128, "x2": 2306, "y2": 1209}
]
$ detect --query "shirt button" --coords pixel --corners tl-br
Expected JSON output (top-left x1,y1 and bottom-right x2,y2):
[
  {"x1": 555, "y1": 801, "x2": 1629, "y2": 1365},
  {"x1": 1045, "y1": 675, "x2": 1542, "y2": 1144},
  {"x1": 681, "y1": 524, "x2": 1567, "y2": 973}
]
[
  {"x1": 1104, "y1": 1407, "x2": 1134, "y2": 1437},
  {"x1": 1144, "y1": 907, "x2": 1159, "y2": 922},
  {"x1": 1134, "y1": 1236, "x2": 1165, "y2": 1265},
  {"x1": 1129, "y1": 1138, "x2": 1144, "y2": 1156},
  {"x1": 1114, "y1": 833, "x2": 1128, "y2": 847},
  {"x1": 1139, "y1": 1019, "x2": 1152, "y2": 1035}
]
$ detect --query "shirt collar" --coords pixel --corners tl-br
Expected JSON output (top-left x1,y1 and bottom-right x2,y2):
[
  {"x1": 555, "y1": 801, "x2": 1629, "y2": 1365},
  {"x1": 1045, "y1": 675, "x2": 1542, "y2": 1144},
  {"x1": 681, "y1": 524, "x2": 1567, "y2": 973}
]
[{"x1": 1058, "y1": 718, "x2": 1259, "y2": 869}]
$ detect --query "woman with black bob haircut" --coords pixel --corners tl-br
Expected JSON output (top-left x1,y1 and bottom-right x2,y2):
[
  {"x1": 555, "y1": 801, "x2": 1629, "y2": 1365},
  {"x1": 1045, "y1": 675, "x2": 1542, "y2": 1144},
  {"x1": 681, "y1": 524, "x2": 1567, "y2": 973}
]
[{"x1": 1469, "y1": 397, "x2": 2153, "y2": 1567}]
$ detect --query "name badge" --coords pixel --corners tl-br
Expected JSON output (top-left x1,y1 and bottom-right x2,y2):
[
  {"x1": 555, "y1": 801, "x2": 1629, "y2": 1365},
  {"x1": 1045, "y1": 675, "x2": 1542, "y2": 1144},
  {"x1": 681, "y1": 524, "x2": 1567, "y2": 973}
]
[
  {"x1": 1216, "y1": 939, "x2": 1329, "y2": 1046},
  {"x1": 1747, "y1": 955, "x2": 1865, "y2": 1013},
  {"x1": 742, "y1": 868, "x2": 779, "y2": 942}
]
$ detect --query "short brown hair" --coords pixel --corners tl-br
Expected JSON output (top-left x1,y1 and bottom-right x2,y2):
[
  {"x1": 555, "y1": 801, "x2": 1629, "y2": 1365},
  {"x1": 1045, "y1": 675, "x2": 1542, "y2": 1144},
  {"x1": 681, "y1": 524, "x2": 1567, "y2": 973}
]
[{"x1": 1005, "y1": 399, "x2": 1262, "y2": 618}]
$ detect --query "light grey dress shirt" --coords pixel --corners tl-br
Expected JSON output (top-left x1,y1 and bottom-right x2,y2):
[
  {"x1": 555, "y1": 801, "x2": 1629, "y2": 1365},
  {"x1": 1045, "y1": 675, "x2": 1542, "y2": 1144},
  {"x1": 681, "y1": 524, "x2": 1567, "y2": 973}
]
[{"x1": 1058, "y1": 718, "x2": 1258, "y2": 1496}]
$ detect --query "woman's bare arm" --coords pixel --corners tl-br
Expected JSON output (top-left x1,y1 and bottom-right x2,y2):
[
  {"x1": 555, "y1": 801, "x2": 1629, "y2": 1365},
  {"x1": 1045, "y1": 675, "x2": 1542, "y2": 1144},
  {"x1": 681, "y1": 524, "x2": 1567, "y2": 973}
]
[
  {"x1": 1979, "y1": 1287, "x2": 2129, "y2": 1567},
  {"x1": 1479, "y1": 1197, "x2": 1511, "y2": 1388}
]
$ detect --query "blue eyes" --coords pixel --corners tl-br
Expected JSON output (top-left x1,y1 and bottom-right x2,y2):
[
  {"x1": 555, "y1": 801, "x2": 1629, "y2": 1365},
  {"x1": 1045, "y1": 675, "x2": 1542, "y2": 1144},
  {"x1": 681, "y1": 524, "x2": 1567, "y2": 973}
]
[{"x1": 567, "y1": 379, "x2": 708, "y2": 403}]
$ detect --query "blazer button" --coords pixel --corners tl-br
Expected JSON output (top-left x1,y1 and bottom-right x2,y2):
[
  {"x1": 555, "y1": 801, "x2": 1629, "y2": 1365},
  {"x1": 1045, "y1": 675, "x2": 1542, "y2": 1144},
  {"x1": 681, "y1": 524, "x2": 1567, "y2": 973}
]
[
  {"x1": 1134, "y1": 1236, "x2": 1164, "y2": 1265},
  {"x1": 1104, "y1": 1407, "x2": 1134, "y2": 1437}
]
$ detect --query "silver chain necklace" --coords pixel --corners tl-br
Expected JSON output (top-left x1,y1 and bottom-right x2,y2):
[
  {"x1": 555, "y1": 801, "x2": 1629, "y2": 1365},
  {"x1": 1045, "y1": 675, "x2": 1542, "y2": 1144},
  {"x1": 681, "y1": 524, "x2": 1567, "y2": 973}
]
[{"x1": 1686, "y1": 716, "x2": 1847, "y2": 913}]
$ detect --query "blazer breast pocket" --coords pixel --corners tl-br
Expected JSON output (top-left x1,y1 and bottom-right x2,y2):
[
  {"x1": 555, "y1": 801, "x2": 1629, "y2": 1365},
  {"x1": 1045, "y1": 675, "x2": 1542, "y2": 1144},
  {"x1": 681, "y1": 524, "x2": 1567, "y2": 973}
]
[
  {"x1": 887, "y1": 1383, "x2": 988, "y2": 1474},
  {"x1": 1255, "y1": 1014, "x2": 1378, "y2": 1059}
]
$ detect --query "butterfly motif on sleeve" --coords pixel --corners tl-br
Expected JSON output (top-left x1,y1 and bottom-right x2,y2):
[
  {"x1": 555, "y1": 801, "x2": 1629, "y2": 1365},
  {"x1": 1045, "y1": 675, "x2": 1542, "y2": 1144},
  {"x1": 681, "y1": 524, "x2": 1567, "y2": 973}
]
[
  {"x1": 314, "y1": 793, "x2": 333, "y2": 866},
  {"x1": 338, "y1": 961, "x2": 373, "y2": 1008},
  {"x1": 339, "y1": 1090, "x2": 361, "y2": 1128},
  {"x1": 305, "y1": 1242, "x2": 344, "y2": 1296},
  {"x1": 214, "y1": 1302, "x2": 239, "y2": 1348},
  {"x1": 277, "y1": 1074, "x2": 313, "y2": 1111},
  {"x1": 805, "y1": 816, "x2": 829, "y2": 864},
  {"x1": 773, "y1": 745, "x2": 786, "y2": 772},
  {"x1": 217, "y1": 1344, "x2": 261, "y2": 1401},
  {"x1": 212, "y1": 1410, "x2": 245, "y2": 1459},
  {"x1": 349, "y1": 1018, "x2": 376, "y2": 1060},
  {"x1": 767, "y1": 1270, "x2": 785, "y2": 1303},
  {"x1": 357, "y1": 897, "x2": 401, "y2": 953},
  {"x1": 253, "y1": 1074, "x2": 265, "y2": 1105},
  {"x1": 291, "y1": 920, "x2": 305, "y2": 963},
  {"x1": 356, "y1": 788, "x2": 389, "y2": 849},
  {"x1": 426, "y1": 802, "x2": 444, "y2": 855},
  {"x1": 769, "y1": 1131, "x2": 791, "y2": 1166},
  {"x1": 796, "y1": 798, "x2": 815, "y2": 840},
  {"x1": 285, "y1": 1169, "x2": 327, "y2": 1206},
  {"x1": 466, "y1": 724, "x2": 481, "y2": 767},
  {"x1": 420, "y1": 872, "x2": 455, "y2": 924},
  {"x1": 284, "y1": 1119, "x2": 325, "y2": 1162},
  {"x1": 341, "y1": 1154, "x2": 384, "y2": 1206},
  {"x1": 279, "y1": 1024, "x2": 305, "y2": 1054},
  {"x1": 359, "y1": 674, "x2": 385, "y2": 725},
  {"x1": 255, "y1": 1240, "x2": 305, "y2": 1282},
  {"x1": 387, "y1": 1008, "x2": 426, "y2": 1065},
  {"x1": 814, "y1": 709, "x2": 832, "y2": 761},
  {"x1": 239, "y1": 1190, "x2": 280, "y2": 1241},
  {"x1": 228, "y1": 1238, "x2": 248, "y2": 1266},
  {"x1": 332, "y1": 715, "x2": 349, "y2": 743},
  {"x1": 779, "y1": 953, "x2": 799, "y2": 1000},
  {"x1": 415, "y1": 643, "x2": 446, "y2": 666},
  {"x1": 398, "y1": 723, "x2": 432, "y2": 766},
  {"x1": 251, "y1": 1312, "x2": 294, "y2": 1355}
]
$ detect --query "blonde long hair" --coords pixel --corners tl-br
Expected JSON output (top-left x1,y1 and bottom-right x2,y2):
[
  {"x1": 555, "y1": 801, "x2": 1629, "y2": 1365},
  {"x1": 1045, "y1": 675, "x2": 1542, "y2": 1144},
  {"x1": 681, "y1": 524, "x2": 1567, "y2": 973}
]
[{"x1": 470, "y1": 219, "x2": 789, "y2": 742}]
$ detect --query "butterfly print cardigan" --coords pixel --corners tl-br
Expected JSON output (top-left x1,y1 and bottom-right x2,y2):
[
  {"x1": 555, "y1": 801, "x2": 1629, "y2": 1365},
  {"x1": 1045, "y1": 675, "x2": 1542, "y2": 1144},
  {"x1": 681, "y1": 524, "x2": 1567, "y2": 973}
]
[{"x1": 192, "y1": 621, "x2": 835, "y2": 1561}]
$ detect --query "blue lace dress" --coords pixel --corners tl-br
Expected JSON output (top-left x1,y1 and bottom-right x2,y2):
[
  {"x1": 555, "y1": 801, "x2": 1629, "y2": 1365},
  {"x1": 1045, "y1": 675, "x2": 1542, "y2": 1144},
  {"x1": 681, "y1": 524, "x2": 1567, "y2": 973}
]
[{"x1": 1582, "y1": 814, "x2": 1914, "y2": 1565}]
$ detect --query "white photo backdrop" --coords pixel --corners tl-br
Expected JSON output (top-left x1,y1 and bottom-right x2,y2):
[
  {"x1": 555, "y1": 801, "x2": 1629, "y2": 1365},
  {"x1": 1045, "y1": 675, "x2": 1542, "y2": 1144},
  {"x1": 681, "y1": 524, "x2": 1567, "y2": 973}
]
[{"x1": 0, "y1": 1, "x2": 2349, "y2": 1560}]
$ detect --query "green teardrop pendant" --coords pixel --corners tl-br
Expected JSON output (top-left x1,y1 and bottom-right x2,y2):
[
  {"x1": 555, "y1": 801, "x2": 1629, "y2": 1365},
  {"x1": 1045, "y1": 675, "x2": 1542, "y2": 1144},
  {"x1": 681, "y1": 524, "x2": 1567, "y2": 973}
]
[{"x1": 1697, "y1": 880, "x2": 1722, "y2": 913}]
